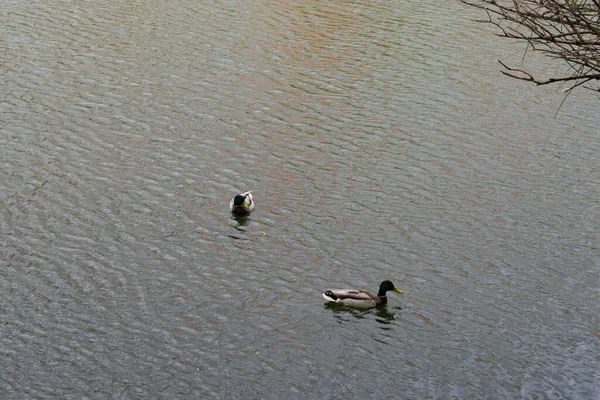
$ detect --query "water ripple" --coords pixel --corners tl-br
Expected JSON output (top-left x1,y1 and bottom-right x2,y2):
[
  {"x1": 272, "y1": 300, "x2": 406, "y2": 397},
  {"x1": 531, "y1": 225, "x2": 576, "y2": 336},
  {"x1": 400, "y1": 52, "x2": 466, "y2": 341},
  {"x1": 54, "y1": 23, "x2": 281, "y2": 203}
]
[{"x1": 2, "y1": 0, "x2": 599, "y2": 398}]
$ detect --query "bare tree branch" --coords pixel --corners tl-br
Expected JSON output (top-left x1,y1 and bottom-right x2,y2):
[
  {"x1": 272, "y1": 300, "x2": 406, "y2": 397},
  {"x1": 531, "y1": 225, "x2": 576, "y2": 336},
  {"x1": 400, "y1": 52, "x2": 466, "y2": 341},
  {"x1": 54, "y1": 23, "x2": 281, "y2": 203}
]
[{"x1": 462, "y1": 0, "x2": 600, "y2": 95}]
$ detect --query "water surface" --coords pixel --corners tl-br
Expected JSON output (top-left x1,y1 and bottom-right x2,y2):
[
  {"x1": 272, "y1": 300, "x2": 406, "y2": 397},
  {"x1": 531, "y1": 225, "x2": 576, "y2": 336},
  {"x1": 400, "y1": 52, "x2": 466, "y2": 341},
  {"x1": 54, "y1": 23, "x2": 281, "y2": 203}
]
[{"x1": 1, "y1": 0, "x2": 599, "y2": 398}]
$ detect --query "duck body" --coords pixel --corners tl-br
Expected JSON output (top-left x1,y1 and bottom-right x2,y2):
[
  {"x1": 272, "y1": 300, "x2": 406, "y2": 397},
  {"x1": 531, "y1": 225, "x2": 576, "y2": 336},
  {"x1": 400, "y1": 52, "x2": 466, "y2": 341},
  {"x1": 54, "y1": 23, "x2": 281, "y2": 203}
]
[
  {"x1": 322, "y1": 280, "x2": 402, "y2": 308},
  {"x1": 229, "y1": 191, "x2": 255, "y2": 215}
]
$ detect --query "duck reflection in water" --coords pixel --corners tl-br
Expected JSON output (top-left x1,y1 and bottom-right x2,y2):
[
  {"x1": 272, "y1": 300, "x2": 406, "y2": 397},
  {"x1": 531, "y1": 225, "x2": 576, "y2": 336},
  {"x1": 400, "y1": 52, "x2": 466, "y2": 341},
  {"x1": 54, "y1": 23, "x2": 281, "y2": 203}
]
[
  {"x1": 324, "y1": 302, "x2": 399, "y2": 325},
  {"x1": 232, "y1": 213, "x2": 251, "y2": 227},
  {"x1": 227, "y1": 214, "x2": 251, "y2": 240}
]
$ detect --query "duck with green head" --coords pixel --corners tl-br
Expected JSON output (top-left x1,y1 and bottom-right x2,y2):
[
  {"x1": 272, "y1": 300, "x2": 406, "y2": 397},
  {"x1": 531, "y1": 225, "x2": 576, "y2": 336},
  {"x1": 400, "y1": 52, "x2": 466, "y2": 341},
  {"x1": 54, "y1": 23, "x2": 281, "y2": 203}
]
[
  {"x1": 323, "y1": 280, "x2": 402, "y2": 308},
  {"x1": 229, "y1": 191, "x2": 254, "y2": 215}
]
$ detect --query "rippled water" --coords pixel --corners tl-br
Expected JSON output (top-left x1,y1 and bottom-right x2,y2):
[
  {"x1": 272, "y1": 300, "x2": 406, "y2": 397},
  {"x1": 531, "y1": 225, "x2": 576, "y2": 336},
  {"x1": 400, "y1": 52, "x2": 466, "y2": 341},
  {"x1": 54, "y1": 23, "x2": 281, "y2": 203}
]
[{"x1": 2, "y1": 0, "x2": 599, "y2": 398}]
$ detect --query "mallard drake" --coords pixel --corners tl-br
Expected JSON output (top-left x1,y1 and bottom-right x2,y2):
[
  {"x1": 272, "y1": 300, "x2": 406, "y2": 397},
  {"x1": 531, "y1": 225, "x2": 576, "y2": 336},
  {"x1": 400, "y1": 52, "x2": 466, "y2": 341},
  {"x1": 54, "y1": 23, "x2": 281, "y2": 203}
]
[
  {"x1": 322, "y1": 280, "x2": 402, "y2": 308},
  {"x1": 229, "y1": 191, "x2": 255, "y2": 215}
]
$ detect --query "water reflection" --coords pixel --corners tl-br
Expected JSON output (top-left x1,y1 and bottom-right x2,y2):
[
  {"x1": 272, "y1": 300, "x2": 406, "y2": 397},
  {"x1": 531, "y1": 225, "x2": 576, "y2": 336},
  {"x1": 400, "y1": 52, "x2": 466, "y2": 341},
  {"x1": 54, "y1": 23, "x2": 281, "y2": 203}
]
[
  {"x1": 374, "y1": 306, "x2": 398, "y2": 325},
  {"x1": 232, "y1": 214, "x2": 252, "y2": 227},
  {"x1": 324, "y1": 303, "x2": 400, "y2": 326},
  {"x1": 227, "y1": 215, "x2": 252, "y2": 240}
]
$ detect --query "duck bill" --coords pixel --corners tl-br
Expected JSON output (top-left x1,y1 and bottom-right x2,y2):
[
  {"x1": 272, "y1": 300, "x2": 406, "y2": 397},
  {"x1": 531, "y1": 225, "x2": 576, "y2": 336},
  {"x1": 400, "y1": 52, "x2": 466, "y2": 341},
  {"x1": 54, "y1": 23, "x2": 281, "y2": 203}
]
[{"x1": 393, "y1": 288, "x2": 403, "y2": 294}]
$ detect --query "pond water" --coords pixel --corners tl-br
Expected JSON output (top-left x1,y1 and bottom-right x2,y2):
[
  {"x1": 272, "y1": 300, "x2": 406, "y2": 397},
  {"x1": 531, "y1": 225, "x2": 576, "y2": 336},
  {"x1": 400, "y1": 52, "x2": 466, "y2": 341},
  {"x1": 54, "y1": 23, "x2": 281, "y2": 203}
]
[{"x1": 1, "y1": 0, "x2": 599, "y2": 398}]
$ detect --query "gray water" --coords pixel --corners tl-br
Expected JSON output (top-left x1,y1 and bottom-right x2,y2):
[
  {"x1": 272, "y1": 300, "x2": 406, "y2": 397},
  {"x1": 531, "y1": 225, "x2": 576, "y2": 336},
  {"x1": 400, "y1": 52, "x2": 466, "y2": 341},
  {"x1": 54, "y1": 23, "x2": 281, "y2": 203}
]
[{"x1": 1, "y1": 0, "x2": 599, "y2": 399}]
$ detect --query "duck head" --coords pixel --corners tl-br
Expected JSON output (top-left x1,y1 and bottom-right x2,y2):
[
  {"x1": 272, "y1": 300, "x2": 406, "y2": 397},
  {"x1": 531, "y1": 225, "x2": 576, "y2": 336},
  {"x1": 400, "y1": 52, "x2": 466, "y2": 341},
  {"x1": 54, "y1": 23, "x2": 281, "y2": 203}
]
[{"x1": 233, "y1": 194, "x2": 247, "y2": 206}]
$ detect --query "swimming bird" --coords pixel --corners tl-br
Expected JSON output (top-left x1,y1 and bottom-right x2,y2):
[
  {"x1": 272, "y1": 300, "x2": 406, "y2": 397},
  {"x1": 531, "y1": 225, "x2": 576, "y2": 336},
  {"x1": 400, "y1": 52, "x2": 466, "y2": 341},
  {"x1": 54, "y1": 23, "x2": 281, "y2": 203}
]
[
  {"x1": 322, "y1": 280, "x2": 402, "y2": 308},
  {"x1": 229, "y1": 191, "x2": 255, "y2": 215}
]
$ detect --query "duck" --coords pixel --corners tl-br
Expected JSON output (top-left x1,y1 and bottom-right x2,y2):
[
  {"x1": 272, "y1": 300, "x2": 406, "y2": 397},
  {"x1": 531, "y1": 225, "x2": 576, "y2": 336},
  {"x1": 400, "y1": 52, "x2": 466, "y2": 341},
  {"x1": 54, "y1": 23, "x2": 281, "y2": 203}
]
[
  {"x1": 322, "y1": 280, "x2": 402, "y2": 308},
  {"x1": 229, "y1": 191, "x2": 255, "y2": 215}
]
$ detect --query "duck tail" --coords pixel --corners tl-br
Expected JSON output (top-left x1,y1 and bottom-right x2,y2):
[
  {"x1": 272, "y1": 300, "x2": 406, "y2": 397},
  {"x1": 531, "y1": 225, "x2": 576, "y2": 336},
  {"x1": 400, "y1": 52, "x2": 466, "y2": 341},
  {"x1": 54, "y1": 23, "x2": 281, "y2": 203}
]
[{"x1": 323, "y1": 291, "x2": 338, "y2": 302}]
